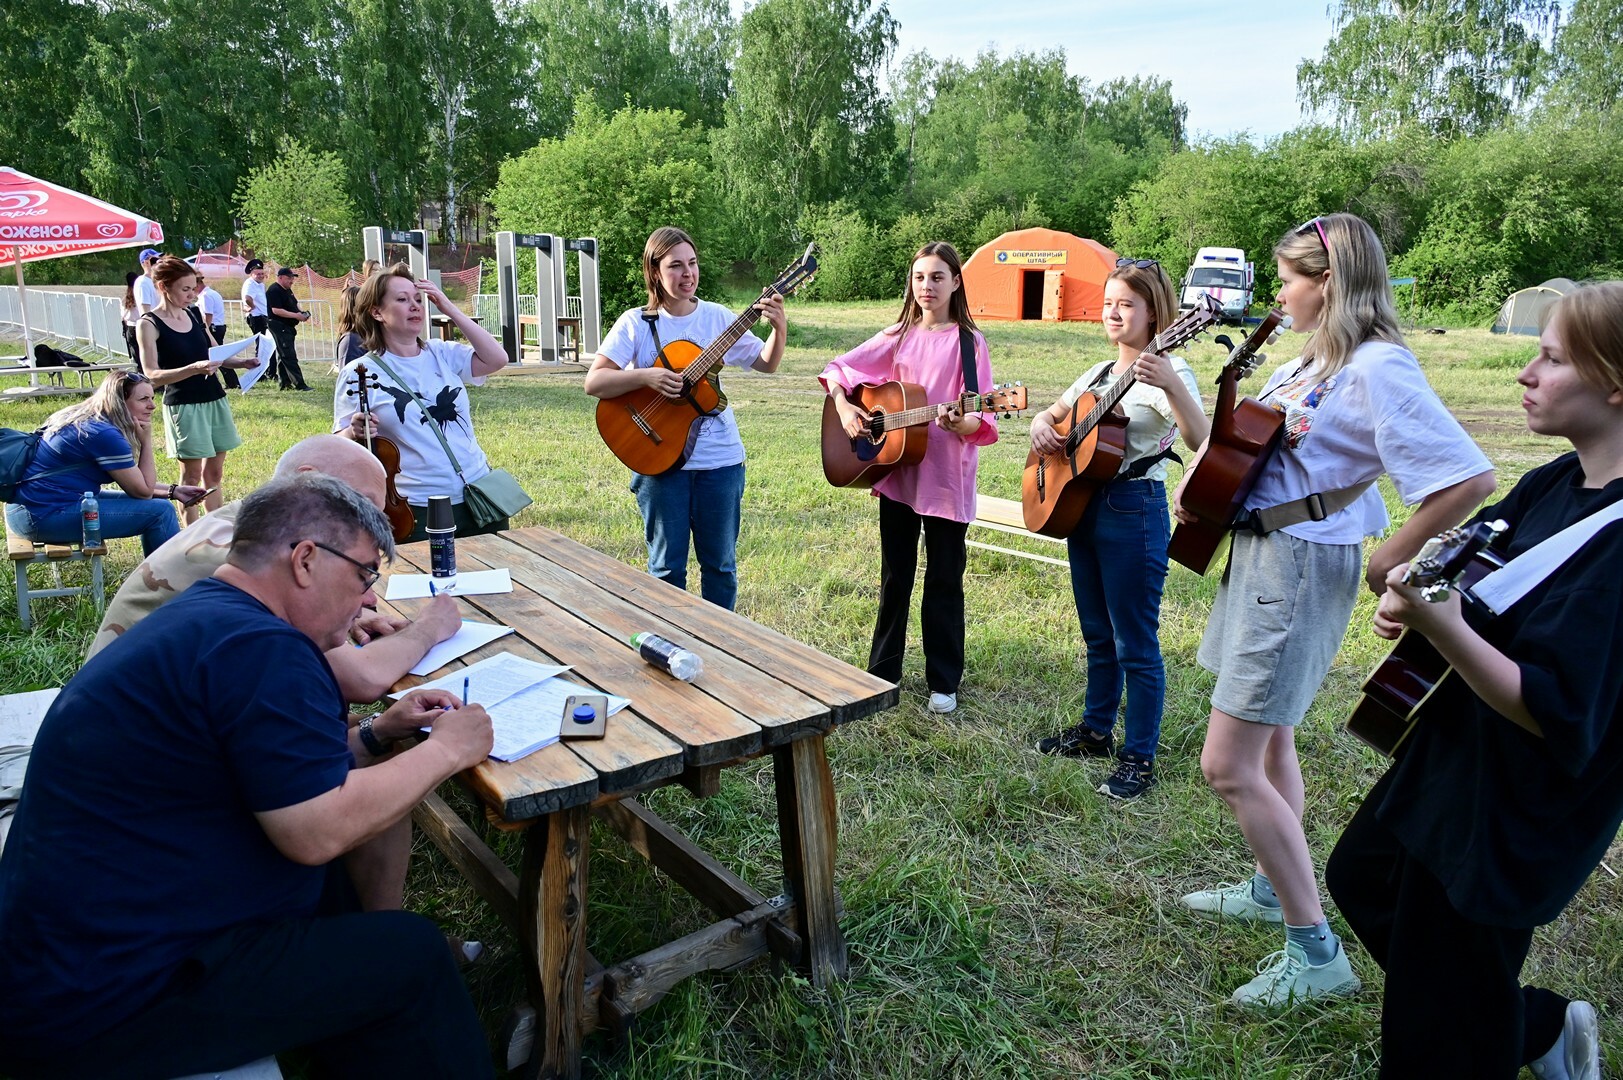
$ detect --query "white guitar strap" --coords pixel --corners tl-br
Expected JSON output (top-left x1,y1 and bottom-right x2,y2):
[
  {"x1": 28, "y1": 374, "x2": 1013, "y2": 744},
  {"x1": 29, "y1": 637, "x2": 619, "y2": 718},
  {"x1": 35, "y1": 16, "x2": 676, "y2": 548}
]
[{"x1": 1472, "y1": 498, "x2": 1623, "y2": 616}]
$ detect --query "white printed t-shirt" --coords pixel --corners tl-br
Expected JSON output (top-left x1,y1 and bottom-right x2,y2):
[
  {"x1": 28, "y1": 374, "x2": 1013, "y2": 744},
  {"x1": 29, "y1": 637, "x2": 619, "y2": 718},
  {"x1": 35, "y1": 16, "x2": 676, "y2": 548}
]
[
  {"x1": 332, "y1": 341, "x2": 491, "y2": 505},
  {"x1": 133, "y1": 275, "x2": 159, "y2": 312},
  {"x1": 1059, "y1": 356, "x2": 1199, "y2": 482},
  {"x1": 240, "y1": 278, "x2": 267, "y2": 319},
  {"x1": 1245, "y1": 339, "x2": 1491, "y2": 544},
  {"x1": 598, "y1": 301, "x2": 765, "y2": 471}
]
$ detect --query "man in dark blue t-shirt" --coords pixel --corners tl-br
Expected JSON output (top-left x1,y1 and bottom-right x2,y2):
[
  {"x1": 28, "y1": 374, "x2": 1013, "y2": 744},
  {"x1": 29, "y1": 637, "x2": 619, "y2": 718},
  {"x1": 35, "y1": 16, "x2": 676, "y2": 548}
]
[{"x1": 0, "y1": 474, "x2": 496, "y2": 1079}]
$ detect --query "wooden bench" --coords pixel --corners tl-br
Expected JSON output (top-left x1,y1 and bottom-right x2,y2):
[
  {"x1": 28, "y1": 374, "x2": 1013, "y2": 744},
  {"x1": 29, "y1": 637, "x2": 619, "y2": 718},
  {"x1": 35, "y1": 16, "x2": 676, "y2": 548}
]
[
  {"x1": 5, "y1": 517, "x2": 106, "y2": 629},
  {"x1": 968, "y1": 494, "x2": 1068, "y2": 567},
  {"x1": 0, "y1": 361, "x2": 133, "y2": 400}
]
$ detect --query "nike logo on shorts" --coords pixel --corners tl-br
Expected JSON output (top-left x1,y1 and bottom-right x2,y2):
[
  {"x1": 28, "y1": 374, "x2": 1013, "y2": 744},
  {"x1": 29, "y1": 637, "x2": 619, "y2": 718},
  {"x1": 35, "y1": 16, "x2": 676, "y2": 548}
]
[{"x1": 1256, "y1": 597, "x2": 1285, "y2": 605}]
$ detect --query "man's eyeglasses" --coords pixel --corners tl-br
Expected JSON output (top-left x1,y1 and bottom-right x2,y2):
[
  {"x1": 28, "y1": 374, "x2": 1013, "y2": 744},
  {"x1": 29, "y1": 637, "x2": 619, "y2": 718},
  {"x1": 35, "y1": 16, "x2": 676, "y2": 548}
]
[
  {"x1": 295, "y1": 541, "x2": 381, "y2": 591},
  {"x1": 1116, "y1": 257, "x2": 1161, "y2": 271},
  {"x1": 1296, "y1": 217, "x2": 1330, "y2": 252}
]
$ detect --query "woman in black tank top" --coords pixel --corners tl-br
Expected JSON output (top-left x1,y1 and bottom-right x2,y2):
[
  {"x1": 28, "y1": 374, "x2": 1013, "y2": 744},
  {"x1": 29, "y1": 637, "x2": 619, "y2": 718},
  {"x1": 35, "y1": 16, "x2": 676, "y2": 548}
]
[{"x1": 137, "y1": 256, "x2": 252, "y2": 522}]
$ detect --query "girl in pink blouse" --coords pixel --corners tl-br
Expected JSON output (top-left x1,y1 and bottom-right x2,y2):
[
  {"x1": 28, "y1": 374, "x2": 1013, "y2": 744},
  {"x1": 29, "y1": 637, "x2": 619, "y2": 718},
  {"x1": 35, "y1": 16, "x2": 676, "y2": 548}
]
[{"x1": 819, "y1": 241, "x2": 998, "y2": 714}]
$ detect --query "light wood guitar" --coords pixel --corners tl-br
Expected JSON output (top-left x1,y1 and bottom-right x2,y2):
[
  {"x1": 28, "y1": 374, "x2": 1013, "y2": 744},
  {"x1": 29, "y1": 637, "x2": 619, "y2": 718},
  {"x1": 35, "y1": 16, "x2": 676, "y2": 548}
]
[
  {"x1": 821, "y1": 383, "x2": 1027, "y2": 488},
  {"x1": 1166, "y1": 309, "x2": 1291, "y2": 573},
  {"x1": 1345, "y1": 520, "x2": 1507, "y2": 757},
  {"x1": 1019, "y1": 294, "x2": 1220, "y2": 538},
  {"x1": 596, "y1": 245, "x2": 817, "y2": 475}
]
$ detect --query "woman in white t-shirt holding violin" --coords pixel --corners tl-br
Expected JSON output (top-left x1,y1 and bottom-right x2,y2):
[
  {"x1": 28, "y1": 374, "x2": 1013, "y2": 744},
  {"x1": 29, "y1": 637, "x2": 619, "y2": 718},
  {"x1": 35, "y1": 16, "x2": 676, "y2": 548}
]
[
  {"x1": 1171, "y1": 212, "x2": 1496, "y2": 1011},
  {"x1": 584, "y1": 226, "x2": 786, "y2": 612},
  {"x1": 334, "y1": 263, "x2": 511, "y2": 540}
]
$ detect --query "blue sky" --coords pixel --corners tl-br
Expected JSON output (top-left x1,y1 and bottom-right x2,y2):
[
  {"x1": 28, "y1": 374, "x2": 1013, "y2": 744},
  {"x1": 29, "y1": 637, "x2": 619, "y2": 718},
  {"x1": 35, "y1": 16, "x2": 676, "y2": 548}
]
[{"x1": 879, "y1": 0, "x2": 1337, "y2": 140}]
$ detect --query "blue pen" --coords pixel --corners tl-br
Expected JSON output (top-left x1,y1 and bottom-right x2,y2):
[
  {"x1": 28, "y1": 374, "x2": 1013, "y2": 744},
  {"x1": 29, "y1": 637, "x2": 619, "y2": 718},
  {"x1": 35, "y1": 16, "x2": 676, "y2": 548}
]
[
  {"x1": 429, "y1": 579, "x2": 437, "y2": 596},
  {"x1": 462, "y1": 676, "x2": 469, "y2": 707}
]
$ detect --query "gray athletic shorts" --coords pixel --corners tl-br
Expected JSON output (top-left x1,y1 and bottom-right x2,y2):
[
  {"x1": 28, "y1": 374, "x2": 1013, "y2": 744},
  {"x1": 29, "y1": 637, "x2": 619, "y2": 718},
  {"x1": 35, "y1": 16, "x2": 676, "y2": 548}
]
[{"x1": 1197, "y1": 529, "x2": 1362, "y2": 726}]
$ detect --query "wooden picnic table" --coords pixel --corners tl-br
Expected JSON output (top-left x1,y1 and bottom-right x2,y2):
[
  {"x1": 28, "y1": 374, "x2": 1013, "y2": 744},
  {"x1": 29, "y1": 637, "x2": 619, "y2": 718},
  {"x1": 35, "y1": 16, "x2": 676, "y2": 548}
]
[{"x1": 385, "y1": 526, "x2": 896, "y2": 1079}]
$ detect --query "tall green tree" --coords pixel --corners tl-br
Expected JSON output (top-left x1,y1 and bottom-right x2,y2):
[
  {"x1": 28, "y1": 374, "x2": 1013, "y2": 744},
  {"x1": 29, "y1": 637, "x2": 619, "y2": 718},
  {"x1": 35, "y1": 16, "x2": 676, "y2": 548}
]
[
  {"x1": 236, "y1": 138, "x2": 361, "y2": 272},
  {"x1": 669, "y1": 0, "x2": 737, "y2": 128},
  {"x1": 1297, "y1": 0, "x2": 1561, "y2": 139},
  {"x1": 334, "y1": 0, "x2": 435, "y2": 228},
  {"x1": 524, "y1": 0, "x2": 688, "y2": 136},
  {"x1": 1545, "y1": 0, "x2": 1623, "y2": 114},
  {"x1": 1086, "y1": 76, "x2": 1187, "y2": 154},
  {"x1": 711, "y1": 0, "x2": 898, "y2": 263},
  {"x1": 0, "y1": 0, "x2": 94, "y2": 185}
]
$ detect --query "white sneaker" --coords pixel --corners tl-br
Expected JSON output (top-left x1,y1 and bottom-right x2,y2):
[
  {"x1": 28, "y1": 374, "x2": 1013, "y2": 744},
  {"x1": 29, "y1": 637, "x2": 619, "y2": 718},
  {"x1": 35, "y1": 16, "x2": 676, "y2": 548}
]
[
  {"x1": 1180, "y1": 881, "x2": 1284, "y2": 924},
  {"x1": 927, "y1": 692, "x2": 957, "y2": 714},
  {"x1": 1230, "y1": 940, "x2": 1360, "y2": 1010},
  {"x1": 1530, "y1": 999, "x2": 1600, "y2": 1080}
]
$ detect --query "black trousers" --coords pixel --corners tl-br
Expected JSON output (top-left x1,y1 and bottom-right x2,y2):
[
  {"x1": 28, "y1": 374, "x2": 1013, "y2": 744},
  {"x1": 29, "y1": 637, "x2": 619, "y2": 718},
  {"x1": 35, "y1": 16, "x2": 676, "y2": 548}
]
[
  {"x1": 869, "y1": 494, "x2": 967, "y2": 694},
  {"x1": 122, "y1": 323, "x2": 139, "y2": 364},
  {"x1": 6, "y1": 907, "x2": 493, "y2": 1080},
  {"x1": 210, "y1": 322, "x2": 240, "y2": 389},
  {"x1": 1326, "y1": 770, "x2": 1567, "y2": 1079},
  {"x1": 269, "y1": 320, "x2": 308, "y2": 388}
]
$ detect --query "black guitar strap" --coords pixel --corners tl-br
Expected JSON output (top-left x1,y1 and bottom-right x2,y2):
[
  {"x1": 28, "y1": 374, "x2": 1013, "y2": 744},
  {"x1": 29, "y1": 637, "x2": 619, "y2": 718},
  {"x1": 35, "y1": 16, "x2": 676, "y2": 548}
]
[
  {"x1": 641, "y1": 311, "x2": 671, "y2": 369},
  {"x1": 958, "y1": 325, "x2": 978, "y2": 394}
]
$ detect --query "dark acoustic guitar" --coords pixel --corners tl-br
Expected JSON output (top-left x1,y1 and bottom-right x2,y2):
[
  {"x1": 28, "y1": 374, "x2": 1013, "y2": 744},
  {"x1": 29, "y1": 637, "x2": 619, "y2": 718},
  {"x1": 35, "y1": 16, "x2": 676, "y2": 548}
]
[
  {"x1": 1165, "y1": 309, "x2": 1291, "y2": 573},
  {"x1": 1019, "y1": 294, "x2": 1220, "y2": 539},
  {"x1": 1345, "y1": 519, "x2": 1508, "y2": 757},
  {"x1": 821, "y1": 383, "x2": 1028, "y2": 488},
  {"x1": 596, "y1": 245, "x2": 817, "y2": 476}
]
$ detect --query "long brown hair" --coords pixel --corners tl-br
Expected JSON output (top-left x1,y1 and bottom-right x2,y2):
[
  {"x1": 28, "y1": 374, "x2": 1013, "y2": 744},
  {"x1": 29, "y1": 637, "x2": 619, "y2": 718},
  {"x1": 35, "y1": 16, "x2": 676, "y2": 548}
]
[
  {"x1": 1274, "y1": 212, "x2": 1404, "y2": 377},
  {"x1": 354, "y1": 263, "x2": 420, "y2": 354},
  {"x1": 887, "y1": 241, "x2": 978, "y2": 337},
  {"x1": 641, "y1": 226, "x2": 698, "y2": 314},
  {"x1": 336, "y1": 285, "x2": 363, "y2": 338}
]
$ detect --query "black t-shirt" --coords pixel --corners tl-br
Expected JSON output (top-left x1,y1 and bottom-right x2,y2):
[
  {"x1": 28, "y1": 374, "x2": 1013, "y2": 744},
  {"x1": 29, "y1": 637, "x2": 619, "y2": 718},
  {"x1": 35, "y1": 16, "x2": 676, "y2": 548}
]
[
  {"x1": 1376, "y1": 452, "x2": 1623, "y2": 927},
  {"x1": 142, "y1": 308, "x2": 225, "y2": 406},
  {"x1": 265, "y1": 282, "x2": 302, "y2": 327}
]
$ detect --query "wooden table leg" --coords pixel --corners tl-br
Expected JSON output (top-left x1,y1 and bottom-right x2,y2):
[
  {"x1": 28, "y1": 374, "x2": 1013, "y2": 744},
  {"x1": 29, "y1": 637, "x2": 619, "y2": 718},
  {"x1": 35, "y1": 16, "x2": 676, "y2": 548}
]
[
  {"x1": 772, "y1": 734, "x2": 848, "y2": 986},
  {"x1": 517, "y1": 804, "x2": 591, "y2": 1080}
]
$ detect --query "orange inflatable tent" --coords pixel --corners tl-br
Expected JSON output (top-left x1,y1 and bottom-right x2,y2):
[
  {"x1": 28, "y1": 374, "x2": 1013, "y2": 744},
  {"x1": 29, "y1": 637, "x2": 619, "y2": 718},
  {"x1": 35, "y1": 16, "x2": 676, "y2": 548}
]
[{"x1": 961, "y1": 228, "x2": 1119, "y2": 323}]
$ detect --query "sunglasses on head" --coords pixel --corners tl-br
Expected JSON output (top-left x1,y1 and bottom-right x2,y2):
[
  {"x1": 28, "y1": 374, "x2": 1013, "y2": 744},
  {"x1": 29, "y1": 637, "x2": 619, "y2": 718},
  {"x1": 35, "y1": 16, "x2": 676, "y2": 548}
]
[
  {"x1": 1115, "y1": 257, "x2": 1160, "y2": 271},
  {"x1": 1296, "y1": 217, "x2": 1330, "y2": 252}
]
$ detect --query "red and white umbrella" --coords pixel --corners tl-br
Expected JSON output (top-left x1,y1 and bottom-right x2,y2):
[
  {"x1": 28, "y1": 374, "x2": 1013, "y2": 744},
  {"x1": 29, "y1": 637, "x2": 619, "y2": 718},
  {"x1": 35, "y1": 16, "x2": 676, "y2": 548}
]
[{"x1": 0, "y1": 167, "x2": 164, "y2": 379}]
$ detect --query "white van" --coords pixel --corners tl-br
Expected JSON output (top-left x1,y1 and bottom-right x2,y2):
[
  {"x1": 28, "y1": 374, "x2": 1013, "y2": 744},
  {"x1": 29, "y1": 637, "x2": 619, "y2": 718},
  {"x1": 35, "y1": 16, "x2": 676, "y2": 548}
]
[{"x1": 1179, "y1": 247, "x2": 1253, "y2": 324}]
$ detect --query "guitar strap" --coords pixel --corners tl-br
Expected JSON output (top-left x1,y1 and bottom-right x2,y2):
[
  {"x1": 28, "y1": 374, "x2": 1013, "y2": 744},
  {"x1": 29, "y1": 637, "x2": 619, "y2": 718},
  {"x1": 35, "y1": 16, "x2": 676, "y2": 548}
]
[
  {"x1": 1239, "y1": 481, "x2": 1374, "y2": 535},
  {"x1": 1472, "y1": 498, "x2": 1623, "y2": 616},
  {"x1": 958, "y1": 325, "x2": 978, "y2": 394}
]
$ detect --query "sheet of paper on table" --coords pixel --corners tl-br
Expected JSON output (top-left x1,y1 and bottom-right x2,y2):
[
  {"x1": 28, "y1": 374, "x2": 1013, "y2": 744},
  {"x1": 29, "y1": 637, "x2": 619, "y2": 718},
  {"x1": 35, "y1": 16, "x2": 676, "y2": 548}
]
[
  {"x1": 484, "y1": 677, "x2": 632, "y2": 761},
  {"x1": 0, "y1": 688, "x2": 61, "y2": 748},
  {"x1": 408, "y1": 620, "x2": 516, "y2": 676},
  {"x1": 384, "y1": 568, "x2": 513, "y2": 600},
  {"x1": 397, "y1": 651, "x2": 569, "y2": 708},
  {"x1": 228, "y1": 334, "x2": 278, "y2": 393}
]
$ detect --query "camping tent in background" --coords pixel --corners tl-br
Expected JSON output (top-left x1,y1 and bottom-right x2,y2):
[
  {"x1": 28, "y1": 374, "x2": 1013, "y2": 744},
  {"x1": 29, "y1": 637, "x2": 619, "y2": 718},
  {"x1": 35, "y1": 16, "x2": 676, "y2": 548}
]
[
  {"x1": 960, "y1": 228, "x2": 1118, "y2": 323},
  {"x1": 0, "y1": 167, "x2": 164, "y2": 384},
  {"x1": 1492, "y1": 278, "x2": 1575, "y2": 335}
]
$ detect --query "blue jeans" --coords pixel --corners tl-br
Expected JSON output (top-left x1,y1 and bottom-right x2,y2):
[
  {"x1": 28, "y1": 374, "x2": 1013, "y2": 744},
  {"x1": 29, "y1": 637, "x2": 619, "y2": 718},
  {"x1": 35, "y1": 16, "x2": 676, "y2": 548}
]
[
  {"x1": 629, "y1": 463, "x2": 745, "y2": 610},
  {"x1": 1066, "y1": 479, "x2": 1170, "y2": 760},
  {"x1": 6, "y1": 491, "x2": 180, "y2": 558}
]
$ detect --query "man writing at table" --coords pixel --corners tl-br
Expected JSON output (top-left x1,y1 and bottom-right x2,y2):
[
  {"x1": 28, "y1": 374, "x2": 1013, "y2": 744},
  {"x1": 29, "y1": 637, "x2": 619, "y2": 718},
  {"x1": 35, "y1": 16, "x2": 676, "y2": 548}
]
[{"x1": 0, "y1": 475, "x2": 497, "y2": 1079}]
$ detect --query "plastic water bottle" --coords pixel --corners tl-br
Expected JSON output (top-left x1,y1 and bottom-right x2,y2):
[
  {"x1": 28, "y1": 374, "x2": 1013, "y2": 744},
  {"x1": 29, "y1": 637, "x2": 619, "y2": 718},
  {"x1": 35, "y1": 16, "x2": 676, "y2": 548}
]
[
  {"x1": 79, "y1": 491, "x2": 101, "y2": 548},
  {"x1": 426, "y1": 495, "x2": 456, "y2": 592},
  {"x1": 630, "y1": 632, "x2": 703, "y2": 682}
]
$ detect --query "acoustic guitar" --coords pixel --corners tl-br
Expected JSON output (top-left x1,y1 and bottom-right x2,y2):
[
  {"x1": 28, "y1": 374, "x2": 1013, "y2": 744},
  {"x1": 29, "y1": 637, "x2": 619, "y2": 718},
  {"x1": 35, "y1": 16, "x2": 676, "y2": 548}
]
[
  {"x1": 1165, "y1": 309, "x2": 1291, "y2": 573},
  {"x1": 596, "y1": 245, "x2": 817, "y2": 476},
  {"x1": 1344, "y1": 519, "x2": 1507, "y2": 757},
  {"x1": 1019, "y1": 294, "x2": 1220, "y2": 539},
  {"x1": 821, "y1": 383, "x2": 1028, "y2": 488}
]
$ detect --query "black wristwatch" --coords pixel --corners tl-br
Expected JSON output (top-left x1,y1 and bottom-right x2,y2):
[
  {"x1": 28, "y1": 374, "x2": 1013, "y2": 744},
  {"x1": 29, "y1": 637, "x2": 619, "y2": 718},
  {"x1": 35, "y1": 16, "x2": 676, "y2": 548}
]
[{"x1": 357, "y1": 715, "x2": 390, "y2": 756}]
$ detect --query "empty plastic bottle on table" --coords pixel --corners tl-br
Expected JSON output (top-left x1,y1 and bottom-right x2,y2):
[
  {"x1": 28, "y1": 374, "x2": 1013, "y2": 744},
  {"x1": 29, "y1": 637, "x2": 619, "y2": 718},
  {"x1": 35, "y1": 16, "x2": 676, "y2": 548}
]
[
  {"x1": 630, "y1": 632, "x2": 703, "y2": 681},
  {"x1": 79, "y1": 491, "x2": 101, "y2": 548},
  {"x1": 426, "y1": 494, "x2": 456, "y2": 592}
]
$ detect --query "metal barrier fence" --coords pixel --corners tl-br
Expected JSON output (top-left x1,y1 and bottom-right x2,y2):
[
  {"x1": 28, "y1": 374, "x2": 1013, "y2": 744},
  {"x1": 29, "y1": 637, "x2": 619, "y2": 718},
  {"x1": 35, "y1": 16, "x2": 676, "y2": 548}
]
[{"x1": 0, "y1": 287, "x2": 335, "y2": 365}]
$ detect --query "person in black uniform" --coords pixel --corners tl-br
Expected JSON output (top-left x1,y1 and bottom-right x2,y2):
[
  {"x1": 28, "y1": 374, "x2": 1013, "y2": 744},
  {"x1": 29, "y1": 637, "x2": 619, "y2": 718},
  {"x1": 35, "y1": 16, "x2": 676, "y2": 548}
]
[
  {"x1": 265, "y1": 266, "x2": 313, "y2": 391},
  {"x1": 1326, "y1": 280, "x2": 1623, "y2": 1080}
]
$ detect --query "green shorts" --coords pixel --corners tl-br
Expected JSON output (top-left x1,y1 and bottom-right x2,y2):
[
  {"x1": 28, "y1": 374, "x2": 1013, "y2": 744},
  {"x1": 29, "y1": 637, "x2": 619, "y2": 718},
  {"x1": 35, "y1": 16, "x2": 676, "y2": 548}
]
[{"x1": 163, "y1": 398, "x2": 242, "y2": 460}]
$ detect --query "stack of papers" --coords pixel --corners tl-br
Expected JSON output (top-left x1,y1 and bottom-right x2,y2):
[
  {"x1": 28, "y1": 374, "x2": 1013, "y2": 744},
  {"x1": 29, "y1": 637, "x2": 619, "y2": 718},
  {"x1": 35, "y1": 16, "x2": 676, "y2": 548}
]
[
  {"x1": 395, "y1": 652, "x2": 631, "y2": 762},
  {"x1": 212, "y1": 334, "x2": 277, "y2": 393},
  {"x1": 385, "y1": 569, "x2": 513, "y2": 600}
]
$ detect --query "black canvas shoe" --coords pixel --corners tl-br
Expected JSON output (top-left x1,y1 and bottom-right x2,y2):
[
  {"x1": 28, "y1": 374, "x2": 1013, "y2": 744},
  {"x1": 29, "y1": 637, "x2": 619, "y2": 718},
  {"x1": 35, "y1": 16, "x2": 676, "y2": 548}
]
[
  {"x1": 1099, "y1": 754, "x2": 1156, "y2": 800},
  {"x1": 1035, "y1": 723, "x2": 1114, "y2": 758}
]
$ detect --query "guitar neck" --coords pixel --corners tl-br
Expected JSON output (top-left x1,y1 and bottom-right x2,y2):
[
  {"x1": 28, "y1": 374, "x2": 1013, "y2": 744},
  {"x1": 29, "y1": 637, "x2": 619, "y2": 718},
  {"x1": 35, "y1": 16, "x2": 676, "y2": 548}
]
[
  {"x1": 882, "y1": 392, "x2": 993, "y2": 430},
  {"x1": 682, "y1": 296, "x2": 768, "y2": 385}
]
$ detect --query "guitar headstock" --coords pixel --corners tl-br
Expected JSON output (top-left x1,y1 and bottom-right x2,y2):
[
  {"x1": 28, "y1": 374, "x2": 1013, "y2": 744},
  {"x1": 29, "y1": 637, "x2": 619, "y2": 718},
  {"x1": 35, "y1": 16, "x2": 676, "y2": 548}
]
[
  {"x1": 767, "y1": 243, "x2": 819, "y2": 300},
  {"x1": 1216, "y1": 309, "x2": 1291, "y2": 382},
  {"x1": 1404, "y1": 518, "x2": 1507, "y2": 601},
  {"x1": 1152, "y1": 293, "x2": 1220, "y2": 354},
  {"x1": 976, "y1": 382, "x2": 1028, "y2": 418}
]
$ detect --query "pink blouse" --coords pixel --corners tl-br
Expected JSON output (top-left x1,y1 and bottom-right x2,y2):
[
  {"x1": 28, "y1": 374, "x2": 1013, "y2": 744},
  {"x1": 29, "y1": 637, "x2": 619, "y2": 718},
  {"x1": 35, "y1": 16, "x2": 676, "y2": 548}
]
[{"x1": 819, "y1": 322, "x2": 999, "y2": 523}]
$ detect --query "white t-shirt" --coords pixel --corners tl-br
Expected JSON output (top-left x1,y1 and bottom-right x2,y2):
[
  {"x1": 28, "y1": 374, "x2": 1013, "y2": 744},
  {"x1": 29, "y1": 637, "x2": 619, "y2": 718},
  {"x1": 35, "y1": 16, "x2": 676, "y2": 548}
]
[
  {"x1": 598, "y1": 301, "x2": 766, "y2": 471},
  {"x1": 1245, "y1": 339, "x2": 1492, "y2": 544},
  {"x1": 133, "y1": 275, "x2": 159, "y2": 312},
  {"x1": 332, "y1": 341, "x2": 491, "y2": 506},
  {"x1": 1059, "y1": 355, "x2": 1199, "y2": 482},
  {"x1": 240, "y1": 278, "x2": 267, "y2": 319},
  {"x1": 199, "y1": 287, "x2": 226, "y2": 325}
]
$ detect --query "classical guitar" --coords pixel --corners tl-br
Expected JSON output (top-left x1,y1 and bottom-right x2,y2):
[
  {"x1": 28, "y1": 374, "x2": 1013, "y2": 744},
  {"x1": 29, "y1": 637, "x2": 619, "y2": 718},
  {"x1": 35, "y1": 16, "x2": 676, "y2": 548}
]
[
  {"x1": 821, "y1": 383, "x2": 1028, "y2": 488},
  {"x1": 1345, "y1": 519, "x2": 1508, "y2": 757},
  {"x1": 1165, "y1": 309, "x2": 1292, "y2": 573},
  {"x1": 1019, "y1": 294, "x2": 1220, "y2": 538},
  {"x1": 346, "y1": 363, "x2": 415, "y2": 543},
  {"x1": 596, "y1": 244, "x2": 818, "y2": 475}
]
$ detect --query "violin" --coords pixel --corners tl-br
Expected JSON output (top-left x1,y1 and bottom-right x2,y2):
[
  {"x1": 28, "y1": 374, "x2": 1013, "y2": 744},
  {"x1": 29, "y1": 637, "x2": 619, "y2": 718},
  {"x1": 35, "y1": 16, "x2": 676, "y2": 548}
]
[{"x1": 347, "y1": 363, "x2": 416, "y2": 542}]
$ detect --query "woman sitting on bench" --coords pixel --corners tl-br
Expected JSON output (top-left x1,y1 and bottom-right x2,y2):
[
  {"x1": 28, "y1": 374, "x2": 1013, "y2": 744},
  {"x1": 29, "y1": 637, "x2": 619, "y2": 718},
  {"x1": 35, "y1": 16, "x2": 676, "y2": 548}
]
[{"x1": 4, "y1": 371, "x2": 205, "y2": 556}]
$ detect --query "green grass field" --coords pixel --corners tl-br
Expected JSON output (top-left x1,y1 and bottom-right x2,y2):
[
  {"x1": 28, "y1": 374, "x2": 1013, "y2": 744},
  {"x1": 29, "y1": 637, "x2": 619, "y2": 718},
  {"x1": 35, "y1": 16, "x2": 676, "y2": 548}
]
[{"x1": 2, "y1": 305, "x2": 1615, "y2": 1079}]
